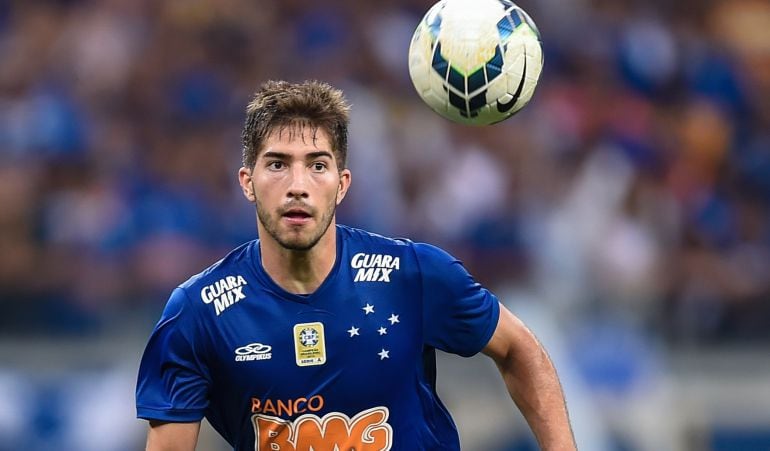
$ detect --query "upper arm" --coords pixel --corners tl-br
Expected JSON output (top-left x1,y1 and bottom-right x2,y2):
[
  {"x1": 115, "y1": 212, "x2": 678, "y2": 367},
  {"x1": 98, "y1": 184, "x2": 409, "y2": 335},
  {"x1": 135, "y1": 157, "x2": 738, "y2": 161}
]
[
  {"x1": 136, "y1": 288, "x2": 210, "y2": 422},
  {"x1": 146, "y1": 421, "x2": 201, "y2": 451},
  {"x1": 482, "y1": 302, "x2": 540, "y2": 366},
  {"x1": 481, "y1": 304, "x2": 576, "y2": 449}
]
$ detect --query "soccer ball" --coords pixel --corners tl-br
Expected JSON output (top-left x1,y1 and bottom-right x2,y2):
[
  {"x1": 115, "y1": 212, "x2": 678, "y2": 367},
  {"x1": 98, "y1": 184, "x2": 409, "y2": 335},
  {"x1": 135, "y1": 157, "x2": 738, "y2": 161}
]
[{"x1": 408, "y1": 0, "x2": 543, "y2": 125}]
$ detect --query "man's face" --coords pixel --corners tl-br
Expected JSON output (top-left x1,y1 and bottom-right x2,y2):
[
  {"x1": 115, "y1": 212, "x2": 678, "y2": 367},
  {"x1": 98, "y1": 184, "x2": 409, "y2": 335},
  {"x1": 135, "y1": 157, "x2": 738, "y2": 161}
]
[{"x1": 239, "y1": 126, "x2": 351, "y2": 251}]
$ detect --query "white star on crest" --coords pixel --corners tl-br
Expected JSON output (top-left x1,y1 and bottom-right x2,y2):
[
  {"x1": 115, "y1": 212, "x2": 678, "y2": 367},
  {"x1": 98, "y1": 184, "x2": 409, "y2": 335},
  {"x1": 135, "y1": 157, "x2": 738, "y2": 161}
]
[
  {"x1": 378, "y1": 349, "x2": 390, "y2": 360},
  {"x1": 347, "y1": 326, "x2": 360, "y2": 337},
  {"x1": 388, "y1": 314, "x2": 400, "y2": 325},
  {"x1": 377, "y1": 327, "x2": 387, "y2": 335},
  {"x1": 362, "y1": 303, "x2": 375, "y2": 315}
]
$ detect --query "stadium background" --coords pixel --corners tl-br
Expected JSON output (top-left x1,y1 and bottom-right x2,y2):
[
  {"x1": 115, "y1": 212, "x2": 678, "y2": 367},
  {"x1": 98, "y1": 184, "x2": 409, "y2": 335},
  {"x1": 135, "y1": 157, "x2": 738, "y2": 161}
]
[{"x1": 1, "y1": 0, "x2": 769, "y2": 449}]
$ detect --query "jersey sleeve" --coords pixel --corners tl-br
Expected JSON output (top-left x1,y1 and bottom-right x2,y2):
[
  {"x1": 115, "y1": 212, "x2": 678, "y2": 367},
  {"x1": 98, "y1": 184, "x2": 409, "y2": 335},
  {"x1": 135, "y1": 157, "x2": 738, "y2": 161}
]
[
  {"x1": 136, "y1": 287, "x2": 210, "y2": 422},
  {"x1": 414, "y1": 242, "x2": 500, "y2": 357}
]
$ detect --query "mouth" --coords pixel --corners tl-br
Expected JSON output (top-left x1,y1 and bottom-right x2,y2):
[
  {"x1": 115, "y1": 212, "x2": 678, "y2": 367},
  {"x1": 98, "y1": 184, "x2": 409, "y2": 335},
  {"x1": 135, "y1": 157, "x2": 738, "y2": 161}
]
[{"x1": 281, "y1": 208, "x2": 313, "y2": 226}]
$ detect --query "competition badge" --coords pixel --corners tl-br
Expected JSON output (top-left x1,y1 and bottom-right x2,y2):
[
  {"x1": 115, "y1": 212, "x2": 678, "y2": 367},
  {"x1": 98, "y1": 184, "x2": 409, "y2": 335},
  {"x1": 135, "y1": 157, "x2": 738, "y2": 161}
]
[{"x1": 293, "y1": 322, "x2": 326, "y2": 366}]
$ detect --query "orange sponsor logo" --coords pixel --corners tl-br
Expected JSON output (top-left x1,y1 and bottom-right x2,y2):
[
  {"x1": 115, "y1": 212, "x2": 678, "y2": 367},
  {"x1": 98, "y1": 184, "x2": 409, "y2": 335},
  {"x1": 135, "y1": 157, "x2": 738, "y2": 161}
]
[{"x1": 253, "y1": 406, "x2": 392, "y2": 451}]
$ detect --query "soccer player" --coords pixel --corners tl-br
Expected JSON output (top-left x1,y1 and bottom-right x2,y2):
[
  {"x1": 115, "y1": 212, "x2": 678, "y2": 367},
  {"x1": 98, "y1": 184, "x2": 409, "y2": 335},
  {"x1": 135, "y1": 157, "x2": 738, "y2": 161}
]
[{"x1": 136, "y1": 80, "x2": 576, "y2": 450}]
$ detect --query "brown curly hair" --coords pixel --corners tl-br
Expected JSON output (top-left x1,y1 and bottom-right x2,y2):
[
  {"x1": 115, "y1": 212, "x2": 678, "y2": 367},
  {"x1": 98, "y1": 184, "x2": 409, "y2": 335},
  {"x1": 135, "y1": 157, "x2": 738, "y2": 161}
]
[{"x1": 242, "y1": 80, "x2": 350, "y2": 171}]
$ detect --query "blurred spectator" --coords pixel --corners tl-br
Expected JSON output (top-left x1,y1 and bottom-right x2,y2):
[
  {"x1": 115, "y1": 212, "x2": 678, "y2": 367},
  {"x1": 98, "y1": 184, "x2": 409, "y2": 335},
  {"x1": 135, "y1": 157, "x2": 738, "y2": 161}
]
[
  {"x1": 0, "y1": 0, "x2": 768, "y2": 345},
  {"x1": 1, "y1": 1, "x2": 770, "y2": 449}
]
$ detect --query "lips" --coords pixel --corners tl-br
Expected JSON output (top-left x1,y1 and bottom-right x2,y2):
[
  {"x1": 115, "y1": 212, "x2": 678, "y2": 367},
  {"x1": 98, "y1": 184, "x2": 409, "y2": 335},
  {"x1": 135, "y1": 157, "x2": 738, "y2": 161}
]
[
  {"x1": 282, "y1": 208, "x2": 311, "y2": 218},
  {"x1": 281, "y1": 207, "x2": 313, "y2": 225}
]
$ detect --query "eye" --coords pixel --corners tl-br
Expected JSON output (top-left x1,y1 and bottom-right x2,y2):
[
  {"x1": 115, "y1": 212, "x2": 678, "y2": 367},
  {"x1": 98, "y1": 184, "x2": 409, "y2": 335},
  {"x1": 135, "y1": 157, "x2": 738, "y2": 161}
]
[
  {"x1": 267, "y1": 161, "x2": 285, "y2": 170},
  {"x1": 311, "y1": 161, "x2": 328, "y2": 172}
]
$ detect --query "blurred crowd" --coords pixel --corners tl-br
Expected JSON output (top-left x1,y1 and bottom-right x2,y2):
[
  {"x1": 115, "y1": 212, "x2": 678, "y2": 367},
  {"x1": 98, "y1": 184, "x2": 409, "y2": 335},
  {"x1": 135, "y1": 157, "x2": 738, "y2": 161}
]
[{"x1": 1, "y1": 0, "x2": 769, "y2": 348}]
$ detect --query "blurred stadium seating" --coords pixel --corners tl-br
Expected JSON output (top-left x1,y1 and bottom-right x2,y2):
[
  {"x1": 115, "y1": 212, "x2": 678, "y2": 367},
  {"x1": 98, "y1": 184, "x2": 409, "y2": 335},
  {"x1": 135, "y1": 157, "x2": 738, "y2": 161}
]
[{"x1": 0, "y1": 0, "x2": 769, "y2": 449}]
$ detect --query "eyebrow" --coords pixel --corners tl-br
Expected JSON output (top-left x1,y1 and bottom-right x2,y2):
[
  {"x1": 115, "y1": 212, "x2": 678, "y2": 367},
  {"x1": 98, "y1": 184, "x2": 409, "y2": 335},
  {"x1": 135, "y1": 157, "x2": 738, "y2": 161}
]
[{"x1": 261, "y1": 150, "x2": 334, "y2": 161}]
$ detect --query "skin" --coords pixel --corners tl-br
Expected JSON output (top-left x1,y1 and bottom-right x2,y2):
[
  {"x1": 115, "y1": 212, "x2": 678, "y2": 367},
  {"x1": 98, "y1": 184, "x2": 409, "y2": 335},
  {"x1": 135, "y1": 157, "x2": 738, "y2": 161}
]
[
  {"x1": 146, "y1": 421, "x2": 199, "y2": 451},
  {"x1": 483, "y1": 307, "x2": 577, "y2": 450},
  {"x1": 238, "y1": 125, "x2": 351, "y2": 295},
  {"x1": 146, "y1": 125, "x2": 576, "y2": 450}
]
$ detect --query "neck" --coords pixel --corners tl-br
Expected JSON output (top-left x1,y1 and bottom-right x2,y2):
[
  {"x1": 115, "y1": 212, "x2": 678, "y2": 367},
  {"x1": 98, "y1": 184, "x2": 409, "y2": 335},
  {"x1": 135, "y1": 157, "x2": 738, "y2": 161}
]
[{"x1": 259, "y1": 225, "x2": 337, "y2": 295}]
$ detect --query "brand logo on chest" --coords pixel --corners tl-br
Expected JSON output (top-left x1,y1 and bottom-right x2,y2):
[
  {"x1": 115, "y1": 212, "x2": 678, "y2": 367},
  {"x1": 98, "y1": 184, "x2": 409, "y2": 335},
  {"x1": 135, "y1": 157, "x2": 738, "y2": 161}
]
[
  {"x1": 350, "y1": 253, "x2": 400, "y2": 282},
  {"x1": 234, "y1": 342, "x2": 272, "y2": 362},
  {"x1": 200, "y1": 275, "x2": 248, "y2": 315}
]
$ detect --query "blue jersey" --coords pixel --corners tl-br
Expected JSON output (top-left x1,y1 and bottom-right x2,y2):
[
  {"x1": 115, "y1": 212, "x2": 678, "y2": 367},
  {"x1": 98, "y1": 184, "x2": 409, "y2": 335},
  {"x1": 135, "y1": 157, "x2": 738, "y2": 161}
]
[{"x1": 136, "y1": 225, "x2": 500, "y2": 450}]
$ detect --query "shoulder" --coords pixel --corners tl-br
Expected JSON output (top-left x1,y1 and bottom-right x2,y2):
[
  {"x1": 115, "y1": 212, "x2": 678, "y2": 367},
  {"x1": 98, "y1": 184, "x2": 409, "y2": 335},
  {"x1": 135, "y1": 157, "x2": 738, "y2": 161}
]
[
  {"x1": 337, "y1": 224, "x2": 458, "y2": 265},
  {"x1": 175, "y1": 240, "x2": 257, "y2": 307},
  {"x1": 337, "y1": 224, "x2": 413, "y2": 249},
  {"x1": 337, "y1": 225, "x2": 458, "y2": 276},
  {"x1": 410, "y1": 241, "x2": 458, "y2": 266},
  {"x1": 338, "y1": 224, "x2": 416, "y2": 266},
  {"x1": 408, "y1": 242, "x2": 474, "y2": 291}
]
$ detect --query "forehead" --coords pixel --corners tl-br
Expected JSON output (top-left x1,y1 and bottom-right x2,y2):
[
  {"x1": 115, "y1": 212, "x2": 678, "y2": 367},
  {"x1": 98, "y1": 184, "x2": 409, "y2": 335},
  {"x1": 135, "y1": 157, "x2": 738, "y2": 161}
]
[{"x1": 261, "y1": 123, "x2": 333, "y2": 155}]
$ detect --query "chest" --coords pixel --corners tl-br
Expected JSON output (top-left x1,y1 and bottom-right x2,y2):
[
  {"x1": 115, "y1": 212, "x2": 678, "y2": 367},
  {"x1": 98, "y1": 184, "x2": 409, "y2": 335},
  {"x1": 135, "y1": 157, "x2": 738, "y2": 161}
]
[{"x1": 205, "y1": 279, "x2": 423, "y2": 404}]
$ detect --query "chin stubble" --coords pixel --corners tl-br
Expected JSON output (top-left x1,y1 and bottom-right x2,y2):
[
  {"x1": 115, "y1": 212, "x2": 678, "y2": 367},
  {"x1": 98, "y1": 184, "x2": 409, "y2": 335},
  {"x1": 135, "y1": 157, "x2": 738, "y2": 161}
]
[{"x1": 255, "y1": 199, "x2": 336, "y2": 251}]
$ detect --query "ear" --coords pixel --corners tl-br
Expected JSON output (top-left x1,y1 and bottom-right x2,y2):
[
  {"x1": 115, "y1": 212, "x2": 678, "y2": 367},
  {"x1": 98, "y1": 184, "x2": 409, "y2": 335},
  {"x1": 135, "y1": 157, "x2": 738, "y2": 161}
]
[
  {"x1": 336, "y1": 168, "x2": 352, "y2": 205},
  {"x1": 238, "y1": 167, "x2": 256, "y2": 203}
]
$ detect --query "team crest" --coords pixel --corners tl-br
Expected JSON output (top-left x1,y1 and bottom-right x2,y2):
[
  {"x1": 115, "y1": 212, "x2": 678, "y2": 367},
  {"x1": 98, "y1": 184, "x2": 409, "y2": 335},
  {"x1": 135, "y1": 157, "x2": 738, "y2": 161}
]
[{"x1": 293, "y1": 322, "x2": 326, "y2": 367}]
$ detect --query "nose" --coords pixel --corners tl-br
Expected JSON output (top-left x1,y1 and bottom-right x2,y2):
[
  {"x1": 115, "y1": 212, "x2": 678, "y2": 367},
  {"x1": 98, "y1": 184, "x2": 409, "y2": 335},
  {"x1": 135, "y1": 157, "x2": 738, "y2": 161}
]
[{"x1": 286, "y1": 164, "x2": 310, "y2": 199}]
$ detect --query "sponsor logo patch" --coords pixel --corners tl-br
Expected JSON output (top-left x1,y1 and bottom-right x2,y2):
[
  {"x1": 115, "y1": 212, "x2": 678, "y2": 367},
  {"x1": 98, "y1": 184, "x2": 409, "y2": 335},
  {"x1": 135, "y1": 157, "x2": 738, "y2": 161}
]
[{"x1": 293, "y1": 322, "x2": 326, "y2": 367}]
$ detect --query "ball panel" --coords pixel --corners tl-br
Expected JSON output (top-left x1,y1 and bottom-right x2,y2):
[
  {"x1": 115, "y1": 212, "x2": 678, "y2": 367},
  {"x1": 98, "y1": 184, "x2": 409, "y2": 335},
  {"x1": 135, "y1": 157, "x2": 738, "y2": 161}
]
[
  {"x1": 431, "y1": 42, "x2": 450, "y2": 79},
  {"x1": 447, "y1": 65, "x2": 466, "y2": 94},
  {"x1": 467, "y1": 67, "x2": 486, "y2": 94},
  {"x1": 508, "y1": 7, "x2": 523, "y2": 28},
  {"x1": 468, "y1": 91, "x2": 487, "y2": 113},
  {"x1": 424, "y1": 2, "x2": 445, "y2": 39},
  {"x1": 496, "y1": 16, "x2": 514, "y2": 40}
]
